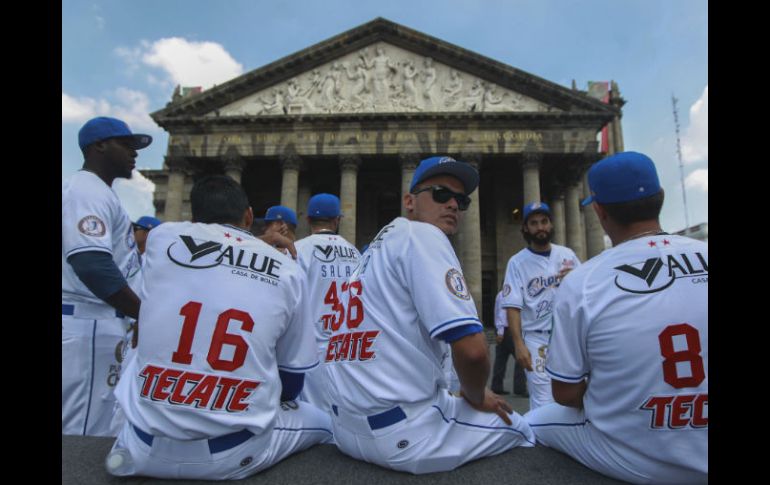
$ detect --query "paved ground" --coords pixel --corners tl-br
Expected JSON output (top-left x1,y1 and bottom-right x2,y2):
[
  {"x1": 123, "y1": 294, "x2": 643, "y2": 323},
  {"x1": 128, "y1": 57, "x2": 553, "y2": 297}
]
[{"x1": 62, "y1": 334, "x2": 628, "y2": 484}]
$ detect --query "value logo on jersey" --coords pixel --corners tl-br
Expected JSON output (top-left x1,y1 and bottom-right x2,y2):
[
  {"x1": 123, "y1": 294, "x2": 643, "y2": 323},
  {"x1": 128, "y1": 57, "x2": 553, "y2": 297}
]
[
  {"x1": 613, "y1": 251, "x2": 708, "y2": 294},
  {"x1": 502, "y1": 283, "x2": 511, "y2": 297},
  {"x1": 78, "y1": 215, "x2": 106, "y2": 237},
  {"x1": 312, "y1": 244, "x2": 358, "y2": 263},
  {"x1": 445, "y1": 269, "x2": 470, "y2": 300},
  {"x1": 166, "y1": 235, "x2": 283, "y2": 280}
]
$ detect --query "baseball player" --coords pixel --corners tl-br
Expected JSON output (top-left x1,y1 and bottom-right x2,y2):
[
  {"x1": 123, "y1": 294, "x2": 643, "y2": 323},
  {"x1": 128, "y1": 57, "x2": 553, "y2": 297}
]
[
  {"x1": 501, "y1": 201, "x2": 580, "y2": 410},
  {"x1": 490, "y1": 290, "x2": 527, "y2": 396},
  {"x1": 264, "y1": 205, "x2": 298, "y2": 242},
  {"x1": 294, "y1": 193, "x2": 360, "y2": 412},
  {"x1": 106, "y1": 175, "x2": 331, "y2": 480},
  {"x1": 62, "y1": 116, "x2": 150, "y2": 437},
  {"x1": 325, "y1": 156, "x2": 534, "y2": 474},
  {"x1": 525, "y1": 152, "x2": 708, "y2": 484},
  {"x1": 132, "y1": 215, "x2": 162, "y2": 255}
]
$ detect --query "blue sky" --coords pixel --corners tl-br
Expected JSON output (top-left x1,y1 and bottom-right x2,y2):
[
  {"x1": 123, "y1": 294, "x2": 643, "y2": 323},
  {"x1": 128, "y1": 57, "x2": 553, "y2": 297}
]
[{"x1": 62, "y1": 0, "x2": 707, "y2": 233}]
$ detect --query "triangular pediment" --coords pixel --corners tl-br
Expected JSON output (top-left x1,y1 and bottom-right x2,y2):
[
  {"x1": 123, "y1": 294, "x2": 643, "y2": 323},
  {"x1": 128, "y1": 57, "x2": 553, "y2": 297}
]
[
  {"x1": 215, "y1": 41, "x2": 556, "y2": 116},
  {"x1": 152, "y1": 18, "x2": 617, "y2": 123}
]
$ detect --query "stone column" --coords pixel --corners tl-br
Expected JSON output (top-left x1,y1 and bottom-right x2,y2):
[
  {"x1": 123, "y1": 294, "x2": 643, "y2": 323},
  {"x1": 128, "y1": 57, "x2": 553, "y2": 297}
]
[
  {"x1": 521, "y1": 152, "x2": 542, "y2": 205},
  {"x1": 280, "y1": 154, "x2": 301, "y2": 212},
  {"x1": 399, "y1": 153, "x2": 419, "y2": 217},
  {"x1": 550, "y1": 193, "x2": 566, "y2": 246},
  {"x1": 565, "y1": 181, "x2": 586, "y2": 260},
  {"x1": 457, "y1": 155, "x2": 483, "y2": 315},
  {"x1": 339, "y1": 154, "x2": 360, "y2": 246},
  {"x1": 583, "y1": 168, "x2": 606, "y2": 259},
  {"x1": 296, "y1": 181, "x2": 311, "y2": 239},
  {"x1": 164, "y1": 157, "x2": 189, "y2": 222},
  {"x1": 223, "y1": 157, "x2": 244, "y2": 185}
]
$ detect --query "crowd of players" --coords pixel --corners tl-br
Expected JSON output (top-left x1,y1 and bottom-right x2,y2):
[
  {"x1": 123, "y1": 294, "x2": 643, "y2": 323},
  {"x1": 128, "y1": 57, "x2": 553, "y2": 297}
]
[{"x1": 62, "y1": 116, "x2": 707, "y2": 483}]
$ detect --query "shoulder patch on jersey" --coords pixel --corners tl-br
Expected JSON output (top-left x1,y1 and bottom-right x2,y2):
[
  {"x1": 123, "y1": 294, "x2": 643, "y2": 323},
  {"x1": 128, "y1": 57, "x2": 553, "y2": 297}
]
[
  {"x1": 78, "y1": 215, "x2": 106, "y2": 237},
  {"x1": 445, "y1": 268, "x2": 470, "y2": 300},
  {"x1": 502, "y1": 283, "x2": 511, "y2": 297}
]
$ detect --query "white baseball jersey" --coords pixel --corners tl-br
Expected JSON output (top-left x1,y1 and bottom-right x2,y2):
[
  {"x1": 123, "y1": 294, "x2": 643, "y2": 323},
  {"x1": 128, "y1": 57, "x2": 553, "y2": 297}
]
[
  {"x1": 325, "y1": 217, "x2": 535, "y2": 473},
  {"x1": 295, "y1": 232, "x2": 360, "y2": 356},
  {"x1": 294, "y1": 232, "x2": 360, "y2": 409},
  {"x1": 62, "y1": 170, "x2": 139, "y2": 437},
  {"x1": 500, "y1": 244, "x2": 580, "y2": 332},
  {"x1": 542, "y1": 234, "x2": 708, "y2": 477},
  {"x1": 62, "y1": 170, "x2": 141, "y2": 305},
  {"x1": 326, "y1": 217, "x2": 483, "y2": 414},
  {"x1": 115, "y1": 221, "x2": 319, "y2": 440}
]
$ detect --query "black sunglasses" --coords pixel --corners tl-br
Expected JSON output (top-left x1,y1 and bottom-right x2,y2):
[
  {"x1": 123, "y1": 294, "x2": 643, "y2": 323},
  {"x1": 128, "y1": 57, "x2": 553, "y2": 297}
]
[{"x1": 411, "y1": 185, "x2": 471, "y2": 211}]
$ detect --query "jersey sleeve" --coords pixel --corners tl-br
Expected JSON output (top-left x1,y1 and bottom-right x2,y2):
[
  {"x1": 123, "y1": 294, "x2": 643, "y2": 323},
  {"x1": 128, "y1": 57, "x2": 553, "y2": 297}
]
[
  {"x1": 402, "y1": 222, "x2": 482, "y2": 339},
  {"x1": 275, "y1": 265, "x2": 319, "y2": 372},
  {"x1": 545, "y1": 272, "x2": 590, "y2": 383},
  {"x1": 500, "y1": 257, "x2": 524, "y2": 309},
  {"x1": 62, "y1": 182, "x2": 117, "y2": 258}
]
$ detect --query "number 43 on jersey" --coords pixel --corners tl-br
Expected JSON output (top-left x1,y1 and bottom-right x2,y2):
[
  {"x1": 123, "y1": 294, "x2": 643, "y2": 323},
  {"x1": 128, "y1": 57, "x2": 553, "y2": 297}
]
[{"x1": 323, "y1": 281, "x2": 379, "y2": 362}]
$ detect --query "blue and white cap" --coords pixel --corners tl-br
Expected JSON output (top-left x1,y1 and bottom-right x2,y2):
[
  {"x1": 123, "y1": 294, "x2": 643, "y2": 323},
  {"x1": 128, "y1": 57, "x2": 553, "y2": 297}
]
[
  {"x1": 134, "y1": 216, "x2": 162, "y2": 230},
  {"x1": 582, "y1": 151, "x2": 662, "y2": 206},
  {"x1": 264, "y1": 205, "x2": 298, "y2": 226},
  {"x1": 78, "y1": 117, "x2": 152, "y2": 152},
  {"x1": 522, "y1": 202, "x2": 551, "y2": 223},
  {"x1": 410, "y1": 156, "x2": 479, "y2": 194},
  {"x1": 307, "y1": 193, "x2": 342, "y2": 218}
]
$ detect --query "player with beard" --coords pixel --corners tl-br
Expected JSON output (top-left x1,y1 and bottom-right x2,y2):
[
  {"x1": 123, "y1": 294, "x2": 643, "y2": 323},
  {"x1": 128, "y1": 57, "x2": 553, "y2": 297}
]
[{"x1": 500, "y1": 202, "x2": 581, "y2": 410}]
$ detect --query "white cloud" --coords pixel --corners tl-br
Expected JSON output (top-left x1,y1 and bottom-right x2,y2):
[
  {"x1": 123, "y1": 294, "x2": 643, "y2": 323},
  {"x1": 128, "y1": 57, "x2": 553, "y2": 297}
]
[
  {"x1": 681, "y1": 85, "x2": 708, "y2": 164},
  {"x1": 62, "y1": 93, "x2": 110, "y2": 121},
  {"x1": 685, "y1": 168, "x2": 708, "y2": 193},
  {"x1": 139, "y1": 37, "x2": 244, "y2": 90},
  {"x1": 113, "y1": 170, "x2": 157, "y2": 222},
  {"x1": 61, "y1": 89, "x2": 158, "y2": 132}
]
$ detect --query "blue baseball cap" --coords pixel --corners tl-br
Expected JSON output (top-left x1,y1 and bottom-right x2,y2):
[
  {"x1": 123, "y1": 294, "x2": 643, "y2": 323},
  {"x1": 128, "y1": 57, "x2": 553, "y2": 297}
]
[
  {"x1": 264, "y1": 205, "x2": 298, "y2": 226},
  {"x1": 581, "y1": 151, "x2": 662, "y2": 206},
  {"x1": 307, "y1": 193, "x2": 342, "y2": 218},
  {"x1": 78, "y1": 117, "x2": 152, "y2": 152},
  {"x1": 410, "y1": 156, "x2": 479, "y2": 194},
  {"x1": 523, "y1": 201, "x2": 551, "y2": 222},
  {"x1": 134, "y1": 216, "x2": 162, "y2": 230}
]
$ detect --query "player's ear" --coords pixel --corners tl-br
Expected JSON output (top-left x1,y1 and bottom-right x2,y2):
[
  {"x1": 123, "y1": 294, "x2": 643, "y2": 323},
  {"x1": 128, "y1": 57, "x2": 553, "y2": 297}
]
[
  {"x1": 242, "y1": 207, "x2": 254, "y2": 230},
  {"x1": 592, "y1": 202, "x2": 607, "y2": 221},
  {"x1": 403, "y1": 192, "x2": 415, "y2": 213}
]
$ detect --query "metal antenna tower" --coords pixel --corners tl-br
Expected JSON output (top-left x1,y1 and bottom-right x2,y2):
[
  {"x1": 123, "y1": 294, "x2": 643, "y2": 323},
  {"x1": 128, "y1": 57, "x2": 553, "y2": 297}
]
[{"x1": 671, "y1": 95, "x2": 690, "y2": 232}]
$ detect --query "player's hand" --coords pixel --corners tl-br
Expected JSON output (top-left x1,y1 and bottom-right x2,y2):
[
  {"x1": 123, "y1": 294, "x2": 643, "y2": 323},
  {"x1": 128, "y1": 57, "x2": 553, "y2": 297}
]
[
  {"x1": 130, "y1": 321, "x2": 139, "y2": 349},
  {"x1": 514, "y1": 342, "x2": 532, "y2": 372},
  {"x1": 495, "y1": 334, "x2": 503, "y2": 344},
  {"x1": 260, "y1": 232, "x2": 297, "y2": 259},
  {"x1": 461, "y1": 388, "x2": 513, "y2": 425},
  {"x1": 557, "y1": 266, "x2": 574, "y2": 282}
]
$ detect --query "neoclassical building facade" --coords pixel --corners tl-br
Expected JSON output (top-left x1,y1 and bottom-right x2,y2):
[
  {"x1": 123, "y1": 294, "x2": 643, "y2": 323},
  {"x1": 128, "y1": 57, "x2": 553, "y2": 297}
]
[{"x1": 144, "y1": 18, "x2": 625, "y2": 323}]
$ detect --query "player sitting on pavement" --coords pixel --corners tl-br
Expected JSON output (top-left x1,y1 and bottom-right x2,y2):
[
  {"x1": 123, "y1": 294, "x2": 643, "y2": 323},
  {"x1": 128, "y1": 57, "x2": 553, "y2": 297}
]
[
  {"x1": 294, "y1": 193, "x2": 360, "y2": 414},
  {"x1": 524, "y1": 151, "x2": 708, "y2": 484},
  {"x1": 132, "y1": 215, "x2": 162, "y2": 255},
  {"x1": 325, "y1": 155, "x2": 535, "y2": 474},
  {"x1": 105, "y1": 175, "x2": 332, "y2": 480},
  {"x1": 264, "y1": 205, "x2": 298, "y2": 242},
  {"x1": 501, "y1": 201, "x2": 580, "y2": 411}
]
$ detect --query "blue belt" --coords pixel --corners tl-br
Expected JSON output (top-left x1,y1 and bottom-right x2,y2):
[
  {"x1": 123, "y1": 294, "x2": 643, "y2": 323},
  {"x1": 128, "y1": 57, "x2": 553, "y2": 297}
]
[
  {"x1": 133, "y1": 425, "x2": 255, "y2": 454},
  {"x1": 530, "y1": 330, "x2": 551, "y2": 334},
  {"x1": 62, "y1": 303, "x2": 124, "y2": 318},
  {"x1": 332, "y1": 405, "x2": 407, "y2": 430}
]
